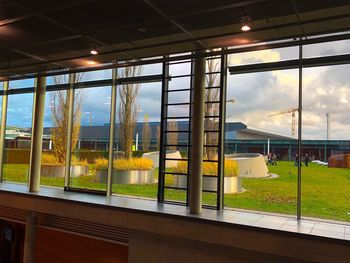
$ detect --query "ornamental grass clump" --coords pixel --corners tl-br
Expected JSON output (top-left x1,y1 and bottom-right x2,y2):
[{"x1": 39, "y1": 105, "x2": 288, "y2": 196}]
[
  {"x1": 95, "y1": 158, "x2": 153, "y2": 171},
  {"x1": 173, "y1": 159, "x2": 239, "y2": 177},
  {"x1": 41, "y1": 153, "x2": 87, "y2": 166}
]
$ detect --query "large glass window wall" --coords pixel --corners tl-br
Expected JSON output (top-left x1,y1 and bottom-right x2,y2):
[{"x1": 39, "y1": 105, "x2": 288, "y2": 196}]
[{"x1": 0, "y1": 36, "x2": 349, "y2": 224}]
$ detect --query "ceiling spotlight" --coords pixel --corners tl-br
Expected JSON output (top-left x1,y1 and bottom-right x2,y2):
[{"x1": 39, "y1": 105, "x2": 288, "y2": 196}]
[
  {"x1": 137, "y1": 26, "x2": 146, "y2": 33},
  {"x1": 240, "y1": 16, "x2": 252, "y2": 32},
  {"x1": 90, "y1": 49, "x2": 98, "y2": 55}
]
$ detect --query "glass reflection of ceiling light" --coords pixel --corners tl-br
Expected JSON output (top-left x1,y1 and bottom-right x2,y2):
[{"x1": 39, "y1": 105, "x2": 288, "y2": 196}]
[
  {"x1": 240, "y1": 16, "x2": 252, "y2": 32},
  {"x1": 87, "y1": 60, "x2": 97, "y2": 65}
]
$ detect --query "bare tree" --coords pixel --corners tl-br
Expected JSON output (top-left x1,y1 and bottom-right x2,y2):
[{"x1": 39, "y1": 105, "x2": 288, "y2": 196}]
[
  {"x1": 118, "y1": 66, "x2": 142, "y2": 159},
  {"x1": 50, "y1": 74, "x2": 84, "y2": 163},
  {"x1": 167, "y1": 122, "x2": 178, "y2": 150},
  {"x1": 204, "y1": 54, "x2": 220, "y2": 160},
  {"x1": 142, "y1": 115, "x2": 151, "y2": 152}
]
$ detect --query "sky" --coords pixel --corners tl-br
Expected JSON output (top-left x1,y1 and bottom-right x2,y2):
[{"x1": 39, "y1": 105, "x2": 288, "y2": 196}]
[{"x1": 4, "y1": 38, "x2": 350, "y2": 140}]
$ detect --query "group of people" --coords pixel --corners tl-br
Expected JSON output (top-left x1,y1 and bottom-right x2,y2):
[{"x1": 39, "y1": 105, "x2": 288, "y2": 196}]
[
  {"x1": 267, "y1": 153, "x2": 311, "y2": 167},
  {"x1": 294, "y1": 153, "x2": 310, "y2": 167},
  {"x1": 267, "y1": 153, "x2": 277, "y2": 166}
]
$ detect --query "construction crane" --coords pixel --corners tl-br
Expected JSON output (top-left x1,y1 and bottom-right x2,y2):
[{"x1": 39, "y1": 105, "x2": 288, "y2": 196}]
[{"x1": 268, "y1": 107, "x2": 298, "y2": 136}]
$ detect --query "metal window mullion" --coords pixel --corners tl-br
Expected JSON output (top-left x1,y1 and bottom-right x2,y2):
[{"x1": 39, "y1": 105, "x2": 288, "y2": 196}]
[
  {"x1": 217, "y1": 50, "x2": 227, "y2": 210},
  {"x1": 0, "y1": 81, "x2": 9, "y2": 181},
  {"x1": 107, "y1": 68, "x2": 117, "y2": 196},
  {"x1": 157, "y1": 57, "x2": 169, "y2": 202},
  {"x1": 186, "y1": 56, "x2": 195, "y2": 206},
  {"x1": 64, "y1": 73, "x2": 76, "y2": 189},
  {"x1": 297, "y1": 40, "x2": 303, "y2": 220}
]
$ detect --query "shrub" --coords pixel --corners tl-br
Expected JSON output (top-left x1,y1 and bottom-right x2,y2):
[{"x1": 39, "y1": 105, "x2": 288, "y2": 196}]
[
  {"x1": 173, "y1": 159, "x2": 239, "y2": 177},
  {"x1": 42, "y1": 153, "x2": 58, "y2": 165},
  {"x1": 41, "y1": 153, "x2": 87, "y2": 166},
  {"x1": 95, "y1": 158, "x2": 108, "y2": 169},
  {"x1": 71, "y1": 155, "x2": 88, "y2": 166},
  {"x1": 95, "y1": 158, "x2": 153, "y2": 171}
]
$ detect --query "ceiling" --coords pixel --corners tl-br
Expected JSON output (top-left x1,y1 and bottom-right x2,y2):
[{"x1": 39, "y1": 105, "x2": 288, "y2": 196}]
[{"x1": 0, "y1": 0, "x2": 350, "y2": 79}]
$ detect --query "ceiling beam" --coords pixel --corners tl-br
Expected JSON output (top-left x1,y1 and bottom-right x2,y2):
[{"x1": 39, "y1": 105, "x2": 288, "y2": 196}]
[
  {"x1": 3, "y1": 30, "x2": 350, "y2": 81},
  {"x1": 2, "y1": 0, "x2": 266, "y2": 53},
  {"x1": 3, "y1": 10, "x2": 349, "y2": 74},
  {"x1": 175, "y1": 0, "x2": 268, "y2": 18},
  {"x1": 143, "y1": 0, "x2": 208, "y2": 49}
]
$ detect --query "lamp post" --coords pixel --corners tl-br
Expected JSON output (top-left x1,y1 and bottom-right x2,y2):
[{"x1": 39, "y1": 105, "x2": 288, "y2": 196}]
[{"x1": 84, "y1": 111, "x2": 93, "y2": 126}]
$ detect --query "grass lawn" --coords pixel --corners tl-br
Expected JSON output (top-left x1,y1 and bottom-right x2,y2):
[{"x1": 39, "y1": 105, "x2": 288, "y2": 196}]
[{"x1": 2, "y1": 161, "x2": 350, "y2": 222}]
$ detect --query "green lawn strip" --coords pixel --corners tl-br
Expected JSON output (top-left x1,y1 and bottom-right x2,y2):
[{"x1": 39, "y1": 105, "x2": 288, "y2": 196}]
[{"x1": 2, "y1": 161, "x2": 350, "y2": 222}]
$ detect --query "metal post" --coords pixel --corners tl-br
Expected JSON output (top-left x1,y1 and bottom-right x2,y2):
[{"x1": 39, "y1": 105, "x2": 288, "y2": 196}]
[
  {"x1": 297, "y1": 40, "x2": 303, "y2": 220},
  {"x1": 107, "y1": 68, "x2": 117, "y2": 196},
  {"x1": 64, "y1": 73, "x2": 76, "y2": 188},
  {"x1": 135, "y1": 133, "x2": 139, "y2": 151},
  {"x1": 267, "y1": 138, "x2": 270, "y2": 155},
  {"x1": 217, "y1": 51, "x2": 227, "y2": 210},
  {"x1": 23, "y1": 212, "x2": 37, "y2": 263},
  {"x1": 157, "y1": 56, "x2": 169, "y2": 203},
  {"x1": 326, "y1": 113, "x2": 330, "y2": 140},
  {"x1": 190, "y1": 52, "x2": 206, "y2": 214},
  {"x1": 28, "y1": 76, "x2": 46, "y2": 192},
  {"x1": 0, "y1": 81, "x2": 9, "y2": 181}
]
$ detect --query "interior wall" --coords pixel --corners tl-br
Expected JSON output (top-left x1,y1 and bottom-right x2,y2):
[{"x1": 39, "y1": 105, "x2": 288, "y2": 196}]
[
  {"x1": 128, "y1": 230, "x2": 308, "y2": 263},
  {"x1": 35, "y1": 227, "x2": 128, "y2": 263}
]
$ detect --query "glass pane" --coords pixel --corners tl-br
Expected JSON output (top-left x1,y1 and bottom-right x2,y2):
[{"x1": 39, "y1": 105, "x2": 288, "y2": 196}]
[
  {"x1": 228, "y1": 46, "x2": 298, "y2": 66},
  {"x1": 303, "y1": 39, "x2": 350, "y2": 58},
  {"x1": 81, "y1": 69, "x2": 112, "y2": 81},
  {"x1": 3, "y1": 93, "x2": 33, "y2": 183},
  {"x1": 46, "y1": 74, "x2": 69, "y2": 86},
  {"x1": 40, "y1": 91, "x2": 67, "y2": 188},
  {"x1": 9, "y1": 78, "x2": 35, "y2": 89},
  {"x1": 225, "y1": 69, "x2": 299, "y2": 215},
  {"x1": 302, "y1": 64, "x2": 350, "y2": 222},
  {"x1": 169, "y1": 61, "x2": 191, "y2": 76},
  {"x1": 69, "y1": 83, "x2": 111, "y2": 191},
  {"x1": 112, "y1": 77, "x2": 161, "y2": 200}
]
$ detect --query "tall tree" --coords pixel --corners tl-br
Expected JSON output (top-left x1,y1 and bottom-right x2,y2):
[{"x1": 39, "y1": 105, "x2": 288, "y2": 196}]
[
  {"x1": 142, "y1": 115, "x2": 151, "y2": 152},
  {"x1": 118, "y1": 66, "x2": 142, "y2": 159},
  {"x1": 204, "y1": 54, "x2": 220, "y2": 160},
  {"x1": 50, "y1": 74, "x2": 83, "y2": 163}
]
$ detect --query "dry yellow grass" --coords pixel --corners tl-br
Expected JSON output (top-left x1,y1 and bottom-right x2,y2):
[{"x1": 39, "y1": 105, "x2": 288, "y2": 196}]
[
  {"x1": 95, "y1": 158, "x2": 153, "y2": 170},
  {"x1": 173, "y1": 159, "x2": 239, "y2": 177},
  {"x1": 41, "y1": 153, "x2": 87, "y2": 166}
]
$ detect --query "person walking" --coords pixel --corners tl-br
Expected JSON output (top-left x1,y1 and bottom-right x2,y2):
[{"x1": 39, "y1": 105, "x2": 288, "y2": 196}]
[
  {"x1": 304, "y1": 153, "x2": 310, "y2": 167},
  {"x1": 272, "y1": 153, "x2": 277, "y2": 166},
  {"x1": 294, "y1": 154, "x2": 302, "y2": 167}
]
